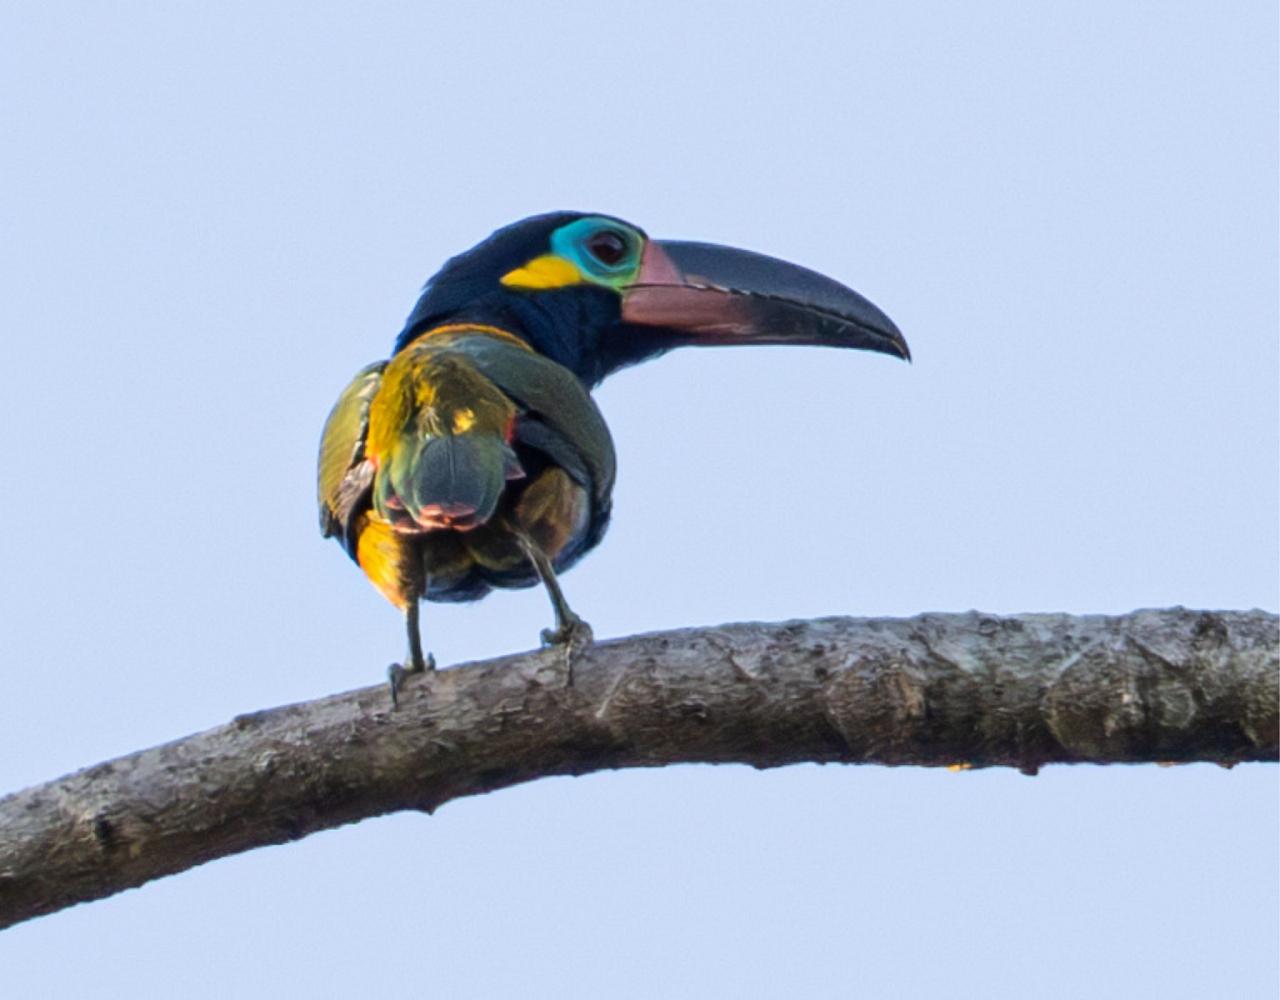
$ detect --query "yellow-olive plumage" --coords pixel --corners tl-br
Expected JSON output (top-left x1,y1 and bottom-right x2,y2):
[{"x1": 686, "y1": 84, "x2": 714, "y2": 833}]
[
  {"x1": 319, "y1": 324, "x2": 615, "y2": 688},
  {"x1": 318, "y1": 212, "x2": 907, "y2": 695}
]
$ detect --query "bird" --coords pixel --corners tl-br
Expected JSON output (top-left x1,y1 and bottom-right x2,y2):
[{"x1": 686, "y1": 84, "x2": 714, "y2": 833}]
[{"x1": 318, "y1": 212, "x2": 909, "y2": 700}]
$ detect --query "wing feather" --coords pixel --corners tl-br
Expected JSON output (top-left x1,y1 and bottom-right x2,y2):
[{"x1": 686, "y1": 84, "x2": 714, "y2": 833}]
[
  {"x1": 317, "y1": 361, "x2": 386, "y2": 554},
  {"x1": 444, "y1": 335, "x2": 616, "y2": 505}
]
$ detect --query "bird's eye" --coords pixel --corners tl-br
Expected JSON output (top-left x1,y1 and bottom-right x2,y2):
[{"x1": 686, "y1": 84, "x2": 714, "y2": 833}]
[{"x1": 585, "y1": 229, "x2": 629, "y2": 268}]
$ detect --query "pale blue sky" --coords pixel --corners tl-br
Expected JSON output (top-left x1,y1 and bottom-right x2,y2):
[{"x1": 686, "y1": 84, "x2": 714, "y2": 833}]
[{"x1": 1, "y1": 4, "x2": 1276, "y2": 998}]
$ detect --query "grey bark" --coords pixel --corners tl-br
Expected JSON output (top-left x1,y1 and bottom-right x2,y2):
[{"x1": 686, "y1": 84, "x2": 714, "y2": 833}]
[{"x1": 1, "y1": 608, "x2": 1276, "y2": 930}]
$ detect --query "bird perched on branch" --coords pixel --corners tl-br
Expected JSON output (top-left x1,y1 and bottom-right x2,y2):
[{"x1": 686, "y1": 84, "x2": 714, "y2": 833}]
[{"x1": 318, "y1": 212, "x2": 908, "y2": 699}]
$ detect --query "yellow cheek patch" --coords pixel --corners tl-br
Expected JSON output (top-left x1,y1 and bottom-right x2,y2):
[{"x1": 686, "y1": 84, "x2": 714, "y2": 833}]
[{"x1": 500, "y1": 254, "x2": 583, "y2": 290}]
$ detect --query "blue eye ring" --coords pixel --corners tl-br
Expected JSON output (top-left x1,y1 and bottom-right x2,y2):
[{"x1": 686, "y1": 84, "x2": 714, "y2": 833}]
[{"x1": 549, "y1": 216, "x2": 643, "y2": 285}]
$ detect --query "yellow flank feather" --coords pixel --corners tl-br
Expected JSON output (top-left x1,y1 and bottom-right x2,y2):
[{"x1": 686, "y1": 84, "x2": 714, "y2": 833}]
[
  {"x1": 514, "y1": 467, "x2": 589, "y2": 560},
  {"x1": 500, "y1": 254, "x2": 583, "y2": 290},
  {"x1": 355, "y1": 512, "x2": 414, "y2": 609}
]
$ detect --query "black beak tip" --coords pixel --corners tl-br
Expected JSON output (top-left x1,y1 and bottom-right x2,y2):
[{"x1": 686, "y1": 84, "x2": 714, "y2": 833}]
[
  {"x1": 892, "y1": 332, "x2": 912, "y2": 364},
  {"x1": 647, "y1": 238, "x2": 913, "y2": 364},
  {"x1": 855, "y1": 309, "x2": 910, "y2": 363}
]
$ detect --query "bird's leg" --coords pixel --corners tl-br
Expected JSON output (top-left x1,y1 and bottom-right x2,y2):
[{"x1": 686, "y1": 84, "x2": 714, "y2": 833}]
[
  {"x1": 517, "y1": 536, "x2": 593, "y2": 651},
  {"x1": 405, "y1": 600, "x2": 432, "y2": 673},
  {"x1": 387, "y1": 600, "x2": 435, "y2": 707}
]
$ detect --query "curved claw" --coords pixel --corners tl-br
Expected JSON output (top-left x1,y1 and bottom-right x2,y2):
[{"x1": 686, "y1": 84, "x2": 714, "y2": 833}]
[
  {"x1": 387, "y1": 652, "x2": 436, "y2": 708},
  {"x1": 540, "y1": 615, "x2": 593, "y2": 649},
  {"x1": 540, "y1": 616, "x2": 592, "y2": 691}
]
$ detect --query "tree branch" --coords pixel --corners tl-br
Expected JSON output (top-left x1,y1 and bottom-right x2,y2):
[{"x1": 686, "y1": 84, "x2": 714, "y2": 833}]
[{"x1": 1, "y1": 608, "x2": 1275, "y2": 929}]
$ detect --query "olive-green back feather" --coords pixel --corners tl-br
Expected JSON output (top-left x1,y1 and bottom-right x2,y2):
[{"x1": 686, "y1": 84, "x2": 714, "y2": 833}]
[{"x1": 445, "y1": 335, "x2": 616, "y2": 504}]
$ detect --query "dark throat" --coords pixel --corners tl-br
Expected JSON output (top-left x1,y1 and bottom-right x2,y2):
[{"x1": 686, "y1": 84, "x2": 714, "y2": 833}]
[{"x1": 397, "y1": 287, "x2": 677, "y2": 387}]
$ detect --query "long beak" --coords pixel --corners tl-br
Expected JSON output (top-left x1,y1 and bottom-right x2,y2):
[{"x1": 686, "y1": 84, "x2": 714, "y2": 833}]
[{"x1": 621, "y1": 240, "x2": 910, "y2": 362}]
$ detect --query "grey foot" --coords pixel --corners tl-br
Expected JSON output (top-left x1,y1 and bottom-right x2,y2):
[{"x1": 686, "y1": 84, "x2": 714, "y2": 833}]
[
  {"x1": 540, "y1": 617, "x2": 592, "y2": 689},
  {"x1": 387, "y1": 652, "x2": 436, "y2": 708},
  {"x1": 540, "y1": 615, "x2": 593, "y2": 649}
]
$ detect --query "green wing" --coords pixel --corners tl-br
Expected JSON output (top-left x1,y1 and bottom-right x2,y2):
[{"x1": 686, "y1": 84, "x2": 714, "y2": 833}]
[
  {"x1": 446, "y1": 335, "x2": 616, "y2": 505},
  {"x1": 317, "y1": 361, "x2": 386, "y2": 551}
]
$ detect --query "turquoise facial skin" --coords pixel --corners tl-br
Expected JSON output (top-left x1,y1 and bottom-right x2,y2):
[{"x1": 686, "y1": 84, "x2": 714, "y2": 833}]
[{"x1": 549, "y1": 216, "x2": 644, "y2": 287}]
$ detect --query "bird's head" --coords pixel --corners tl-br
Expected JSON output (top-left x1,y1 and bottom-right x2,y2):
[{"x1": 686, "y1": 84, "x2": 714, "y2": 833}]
[{"x1": 395, "y1": 211, "x2": 909, "y2": 385}]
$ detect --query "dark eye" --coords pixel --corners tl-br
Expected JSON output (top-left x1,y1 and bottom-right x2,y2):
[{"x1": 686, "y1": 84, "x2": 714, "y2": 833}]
[{"x1": 585, "y1": 229, "x2": 629, "y2": 267}]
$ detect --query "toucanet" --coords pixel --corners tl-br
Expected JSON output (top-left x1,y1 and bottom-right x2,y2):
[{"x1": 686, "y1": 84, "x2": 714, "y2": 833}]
[{"x1": 318, "y1": 212, "x2": 908, "y2": 699}]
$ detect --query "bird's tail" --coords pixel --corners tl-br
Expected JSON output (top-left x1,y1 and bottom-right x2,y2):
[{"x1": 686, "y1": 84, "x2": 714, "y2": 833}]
[
  {"x1": 397, "y1": 432, "x2": 522, "y2": 531},
  {"x1": 368, "y1": 346, "x2": 525, "y2": 533}
]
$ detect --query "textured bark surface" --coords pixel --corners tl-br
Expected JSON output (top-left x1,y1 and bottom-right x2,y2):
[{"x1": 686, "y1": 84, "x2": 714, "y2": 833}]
[{"x1": 1, "y1": 608, "x2": 1275, "y2": 930}]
